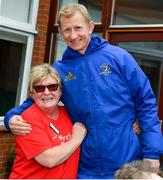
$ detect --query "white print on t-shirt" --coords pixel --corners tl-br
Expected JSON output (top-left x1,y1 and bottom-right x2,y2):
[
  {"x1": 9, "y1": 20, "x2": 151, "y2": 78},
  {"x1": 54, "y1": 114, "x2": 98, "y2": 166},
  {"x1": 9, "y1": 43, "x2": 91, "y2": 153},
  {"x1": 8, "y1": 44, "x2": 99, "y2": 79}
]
[
  {"x1": 49, "y1": 123, "x2": 60, "y2": 134},
  {"x1": 52, "y1": 132, "x2": 71, "y2": 143}
]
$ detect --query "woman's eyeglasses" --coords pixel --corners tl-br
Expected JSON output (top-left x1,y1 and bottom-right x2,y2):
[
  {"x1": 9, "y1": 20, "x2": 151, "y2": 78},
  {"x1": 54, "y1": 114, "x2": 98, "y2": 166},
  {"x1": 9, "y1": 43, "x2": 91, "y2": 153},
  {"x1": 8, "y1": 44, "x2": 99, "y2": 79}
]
[{"x1": 33, "y1": 83, "x2": 59, "y2": 93}]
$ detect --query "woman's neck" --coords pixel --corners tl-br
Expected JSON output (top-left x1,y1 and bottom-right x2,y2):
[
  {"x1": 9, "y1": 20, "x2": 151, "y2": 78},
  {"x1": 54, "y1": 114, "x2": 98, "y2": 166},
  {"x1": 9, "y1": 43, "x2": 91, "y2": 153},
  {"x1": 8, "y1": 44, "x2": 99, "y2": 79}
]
[{"x1": 43, "y1": 106, "x2": 59, "y2": 120}]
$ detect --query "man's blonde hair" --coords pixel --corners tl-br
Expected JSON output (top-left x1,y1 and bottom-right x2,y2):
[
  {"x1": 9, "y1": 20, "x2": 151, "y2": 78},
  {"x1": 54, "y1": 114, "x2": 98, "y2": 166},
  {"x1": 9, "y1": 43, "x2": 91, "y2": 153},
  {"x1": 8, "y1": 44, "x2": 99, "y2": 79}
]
[
  {"x1": 28, "y1": 63, "x2": 62, "y2": 97},
  {"x1": 57, "y1": 3, "x2": 92, "y2": 26}
]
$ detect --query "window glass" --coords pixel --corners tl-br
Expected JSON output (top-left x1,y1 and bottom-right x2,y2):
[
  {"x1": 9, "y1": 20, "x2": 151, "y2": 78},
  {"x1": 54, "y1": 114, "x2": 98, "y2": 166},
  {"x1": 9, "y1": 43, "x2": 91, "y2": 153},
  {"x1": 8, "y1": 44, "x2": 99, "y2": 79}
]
[
  {"x1": 112, "y1": 0, "x2": 163, "y2": 25},
  {"x1": 78, "y1": 0, "x2": 102, "y2": 23},
  {"x1": 55, "y1": 34, "x2": 67, "y2": 61},
  {"x1": 117, "y1": 41, "x2": 163, "y2": 101},
  {"x1": 56, "y1": 0, "x2": 103, "y2": 24},
  {"x1": 0, "y1": 0, "x2": 31, "y2": 23},
  {"x1": 0, "y1": 39, "x2": 24, "y2": 116}
]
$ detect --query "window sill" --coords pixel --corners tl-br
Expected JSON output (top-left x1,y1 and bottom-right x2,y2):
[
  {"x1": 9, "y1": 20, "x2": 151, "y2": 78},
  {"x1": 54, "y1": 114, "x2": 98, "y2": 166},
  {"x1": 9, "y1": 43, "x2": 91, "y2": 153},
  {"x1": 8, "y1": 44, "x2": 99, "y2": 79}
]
[{"x1": 0, "y1": 119, "x2": 7, "y2": 131}]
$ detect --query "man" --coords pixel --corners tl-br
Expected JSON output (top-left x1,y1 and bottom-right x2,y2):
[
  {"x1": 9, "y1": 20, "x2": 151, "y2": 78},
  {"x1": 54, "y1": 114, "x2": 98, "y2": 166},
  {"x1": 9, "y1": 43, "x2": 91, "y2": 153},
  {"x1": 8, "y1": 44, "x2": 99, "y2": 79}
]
[{"x1": 4, "y1": 3, "x2": 163, "y2": 179}]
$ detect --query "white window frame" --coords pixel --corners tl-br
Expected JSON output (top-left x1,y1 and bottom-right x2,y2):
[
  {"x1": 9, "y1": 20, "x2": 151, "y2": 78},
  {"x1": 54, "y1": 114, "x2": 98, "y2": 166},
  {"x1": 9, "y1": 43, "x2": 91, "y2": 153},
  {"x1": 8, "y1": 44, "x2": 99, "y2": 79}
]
[
  {"x1": 0, "y1": 0, "x2": 39, "y2": 34},
  {"x1": 0, "y1": 0, "x2": 39, "y2": 126},
  {"x1": 110, "y1": 0, "x2": 163, "y2": 28},
  {"x1": 0, "y1": 27, "x2": 35, "y2": 125}
]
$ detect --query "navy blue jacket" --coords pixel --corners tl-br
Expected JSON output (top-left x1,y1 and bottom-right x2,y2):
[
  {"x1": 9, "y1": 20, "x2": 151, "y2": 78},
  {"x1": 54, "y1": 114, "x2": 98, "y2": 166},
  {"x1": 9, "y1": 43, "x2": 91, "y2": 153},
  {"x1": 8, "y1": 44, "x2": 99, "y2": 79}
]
[{"x1": 4, "y1": 35, "x2": 163, "y2": 178}]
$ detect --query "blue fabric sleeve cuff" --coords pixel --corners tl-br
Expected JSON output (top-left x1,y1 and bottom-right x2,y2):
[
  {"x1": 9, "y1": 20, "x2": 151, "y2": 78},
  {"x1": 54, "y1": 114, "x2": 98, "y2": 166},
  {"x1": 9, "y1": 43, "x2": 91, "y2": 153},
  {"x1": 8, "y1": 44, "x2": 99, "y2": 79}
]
[
  {"x1": 4, "y1": 113, "x2": 18, "y2": 131},
  {"x1": 3, "y1": 98, "x2": 34, "y2": 131},
  {"x1": 143, "y1": 153, "x2": 160, "y2": 159}
]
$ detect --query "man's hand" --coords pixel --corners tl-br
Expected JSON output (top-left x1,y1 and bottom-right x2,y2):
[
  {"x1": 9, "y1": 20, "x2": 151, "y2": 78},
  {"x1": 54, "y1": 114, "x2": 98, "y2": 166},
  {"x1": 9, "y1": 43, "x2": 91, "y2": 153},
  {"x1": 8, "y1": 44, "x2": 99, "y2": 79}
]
[
  {"x1": 143, "y1": 158, "x2": 160, "y2": 174},
  {"x1": 133, "y1": 121, "x2": 141, "y2": 134},
  {"x1": 9, "y1": 115, "x2": 32, "y2": 135},
  {"x1": 72, "y1": 122, "x2": 87, "y2": 144}
]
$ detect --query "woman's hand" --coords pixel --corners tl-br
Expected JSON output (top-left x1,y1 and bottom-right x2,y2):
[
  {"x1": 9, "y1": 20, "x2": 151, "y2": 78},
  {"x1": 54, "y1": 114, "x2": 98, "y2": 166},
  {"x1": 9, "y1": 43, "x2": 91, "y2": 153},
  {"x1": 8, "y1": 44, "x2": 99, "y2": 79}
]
[{"x1": 133, "y1": 121, "x2": 141, "y2": 134}]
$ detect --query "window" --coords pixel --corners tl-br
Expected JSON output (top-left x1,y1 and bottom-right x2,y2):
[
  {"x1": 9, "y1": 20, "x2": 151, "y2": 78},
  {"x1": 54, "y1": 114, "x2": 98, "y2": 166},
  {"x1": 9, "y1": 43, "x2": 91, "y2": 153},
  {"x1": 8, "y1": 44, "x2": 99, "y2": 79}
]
[
  {"x1": 0, "y1": 0, "x2": 39, "y2": 33},
  {"x1": 56, "y1": 0, "x2": 103, "y2": 24},
  {"x1": 0, "y1": 0, "x2": 39, "y2": 124},
  {"x1": 0, "y1": 0, "x2": 31, "y2": 23},
  {"x1": 117, "y1": 41, "x2": 163, "y2": 101},
  {"x1": 111, "y1": 0, "x2": 163, "y2": 26},
  {"x1": 0, "y1": 39, "x2": 24, "y2": 116}
]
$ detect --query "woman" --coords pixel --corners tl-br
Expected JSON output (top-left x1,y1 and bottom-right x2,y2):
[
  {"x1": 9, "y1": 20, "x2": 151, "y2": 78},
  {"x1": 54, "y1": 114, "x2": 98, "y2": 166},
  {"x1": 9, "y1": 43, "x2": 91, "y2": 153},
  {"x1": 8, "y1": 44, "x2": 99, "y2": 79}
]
[{"x1": 9, "y1": 63, "x2": 87, "y2": 179}]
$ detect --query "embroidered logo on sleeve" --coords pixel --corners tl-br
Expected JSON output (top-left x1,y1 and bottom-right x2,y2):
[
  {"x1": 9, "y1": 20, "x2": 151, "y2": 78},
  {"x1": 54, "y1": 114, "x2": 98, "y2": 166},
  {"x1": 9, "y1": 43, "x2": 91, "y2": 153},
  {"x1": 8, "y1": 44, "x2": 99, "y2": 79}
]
[
  {"x1": 64, "y1": 72, "x2": 76, "y2": 81},
  {"x1": 99, "y1": 64, "x2": 112, "y2": 75}
]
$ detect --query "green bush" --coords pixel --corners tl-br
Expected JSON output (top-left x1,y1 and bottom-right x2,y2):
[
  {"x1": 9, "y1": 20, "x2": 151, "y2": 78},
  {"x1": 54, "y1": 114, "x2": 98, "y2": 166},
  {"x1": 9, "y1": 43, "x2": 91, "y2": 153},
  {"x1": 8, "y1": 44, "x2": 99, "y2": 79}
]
[{"x1": 6, "y1": 148, "x2": 15, "y2": 177}]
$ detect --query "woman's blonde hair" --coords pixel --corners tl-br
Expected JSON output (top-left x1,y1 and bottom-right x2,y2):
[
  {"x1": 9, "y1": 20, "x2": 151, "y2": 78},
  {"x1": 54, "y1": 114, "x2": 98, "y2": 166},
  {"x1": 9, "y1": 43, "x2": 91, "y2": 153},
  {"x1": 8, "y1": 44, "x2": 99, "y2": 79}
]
[
  {"x1": 28, "y1": 63, "x2": 62, "y2": 97},
  {"x1": 57, "y1": 3, "x2": 92, "y2": 26}
]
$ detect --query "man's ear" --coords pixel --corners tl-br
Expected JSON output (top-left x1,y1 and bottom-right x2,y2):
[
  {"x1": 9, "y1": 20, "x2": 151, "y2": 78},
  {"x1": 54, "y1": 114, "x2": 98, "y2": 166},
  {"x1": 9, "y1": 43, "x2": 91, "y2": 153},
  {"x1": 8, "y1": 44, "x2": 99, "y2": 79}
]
[{"x1": 88, "y1": 21, "x2": 95, "y2": 34}]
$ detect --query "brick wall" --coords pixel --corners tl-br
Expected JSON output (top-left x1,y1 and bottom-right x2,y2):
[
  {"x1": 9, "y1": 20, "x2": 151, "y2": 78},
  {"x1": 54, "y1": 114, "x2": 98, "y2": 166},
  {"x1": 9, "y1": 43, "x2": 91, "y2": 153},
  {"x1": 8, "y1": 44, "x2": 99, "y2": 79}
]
[
  {"x1": 0, "y1": 0, "x2": 51, "y2": 178},
  {"x1": 0, "y1": 129, "x2": 15, "y2": 179},
  {"x1": 32, "y1": 0, "x2": 51, "y2": 66}
]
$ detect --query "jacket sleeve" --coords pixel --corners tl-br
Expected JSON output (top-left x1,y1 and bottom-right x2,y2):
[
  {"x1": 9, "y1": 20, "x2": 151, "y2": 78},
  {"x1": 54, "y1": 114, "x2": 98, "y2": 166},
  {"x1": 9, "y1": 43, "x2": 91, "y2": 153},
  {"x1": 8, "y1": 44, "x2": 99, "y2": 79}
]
[
  {"x1": 120, "y1": 51, "x2": 163, "y2": 159},
  {"x1": 4, "y1": 98, "x2": 34, "y2": 130}
]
